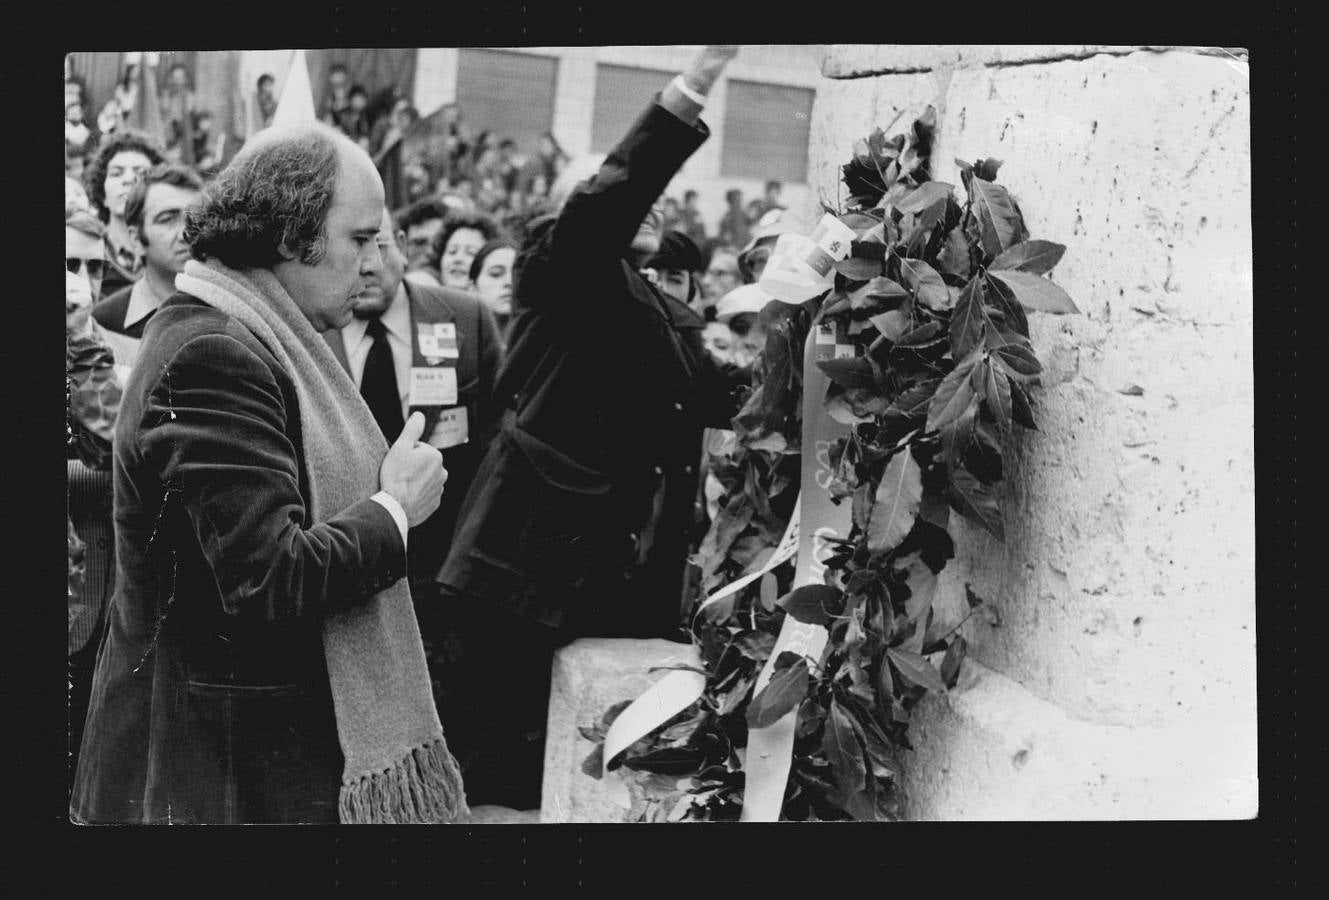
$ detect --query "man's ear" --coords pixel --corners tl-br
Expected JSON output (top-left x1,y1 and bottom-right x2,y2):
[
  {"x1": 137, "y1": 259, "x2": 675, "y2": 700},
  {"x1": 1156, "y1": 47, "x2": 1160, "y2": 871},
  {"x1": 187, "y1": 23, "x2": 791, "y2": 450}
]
[
  {"x1": 275, "y1": 242, "x2": 299, "y2": 261},
  {"x1": 394, "y1": 228, "x2": 408, "y2": 255},
  {"x1": 127, "y1": 223, "x2": 144, "y2": 251}
]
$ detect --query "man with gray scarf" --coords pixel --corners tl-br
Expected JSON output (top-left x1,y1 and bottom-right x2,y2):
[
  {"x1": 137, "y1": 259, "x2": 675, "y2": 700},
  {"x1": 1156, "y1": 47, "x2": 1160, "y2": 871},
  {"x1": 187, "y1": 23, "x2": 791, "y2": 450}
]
[{"x1": 72, "y1": 122, "x2": 467, "y2": 824}]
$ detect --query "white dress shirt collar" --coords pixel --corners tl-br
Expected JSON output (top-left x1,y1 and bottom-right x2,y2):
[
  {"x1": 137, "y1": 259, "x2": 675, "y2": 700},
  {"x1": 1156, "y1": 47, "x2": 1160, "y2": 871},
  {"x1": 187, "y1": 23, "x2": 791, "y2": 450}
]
[
  {"x1": 124, "y1": 274, "x2": 164, "y2": 329},
  {"x1": 344, "y1": 283, "x2": 411, "y2": 349}
]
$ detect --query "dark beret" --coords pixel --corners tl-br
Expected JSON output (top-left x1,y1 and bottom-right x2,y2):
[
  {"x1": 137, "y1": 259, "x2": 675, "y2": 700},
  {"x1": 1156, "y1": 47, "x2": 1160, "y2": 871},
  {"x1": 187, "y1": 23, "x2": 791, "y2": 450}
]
[{"x1": 646, "y1": 230, "x2": 703, "y2": 273}]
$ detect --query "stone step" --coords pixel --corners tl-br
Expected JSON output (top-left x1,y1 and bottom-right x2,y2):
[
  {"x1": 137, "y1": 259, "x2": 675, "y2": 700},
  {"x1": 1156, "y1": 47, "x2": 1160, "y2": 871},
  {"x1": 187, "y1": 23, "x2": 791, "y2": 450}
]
[{"x1": 541, "y1": 638, "x2": 702, "y2": 824}]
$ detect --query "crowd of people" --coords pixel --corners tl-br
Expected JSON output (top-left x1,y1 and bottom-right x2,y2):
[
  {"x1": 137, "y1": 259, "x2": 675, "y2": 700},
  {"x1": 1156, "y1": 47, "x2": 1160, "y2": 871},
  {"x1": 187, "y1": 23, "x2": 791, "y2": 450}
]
[{"x1": 65, "y1": 45, "x2": 800, "y2": 824}]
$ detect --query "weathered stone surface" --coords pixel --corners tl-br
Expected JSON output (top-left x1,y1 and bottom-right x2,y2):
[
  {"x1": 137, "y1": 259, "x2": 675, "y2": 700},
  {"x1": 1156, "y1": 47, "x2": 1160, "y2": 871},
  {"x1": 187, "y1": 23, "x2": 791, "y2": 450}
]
[
  {"x1": 902, "y1": 660, "x2": 1257, "y2": 819},
  {"x1": 800, "y1": 72, "x2": 946, "y2": 230},
  {"x1": 928, "y1": 50, "x2": 1254, "y2": 727},
  {"x1": 808, "y1": 48, "x2": 1254, "y2": 817},
  {"x1": 541, "y1": 638, "x2": 702, "y2": 823},
  {"x1": 820, "y1": 44, "x2": 1246, "y2": 78}
]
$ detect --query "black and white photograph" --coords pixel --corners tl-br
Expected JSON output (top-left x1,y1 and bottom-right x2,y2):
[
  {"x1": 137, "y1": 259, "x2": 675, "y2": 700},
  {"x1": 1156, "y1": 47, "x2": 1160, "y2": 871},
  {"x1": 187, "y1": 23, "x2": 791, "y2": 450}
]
[{"x1": 49, "y1": 34, "x2": 1288, "y2": 882}]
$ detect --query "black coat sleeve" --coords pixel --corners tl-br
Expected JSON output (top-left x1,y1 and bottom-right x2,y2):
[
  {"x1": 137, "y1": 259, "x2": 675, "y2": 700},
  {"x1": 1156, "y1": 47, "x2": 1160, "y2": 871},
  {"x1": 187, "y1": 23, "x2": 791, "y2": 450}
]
[
  {"x1": 521, "y1": 99, "x2": 709, "y2": 314},
  {"x1": 135, "y1": 331, "x2": 406, "y2": 623}
]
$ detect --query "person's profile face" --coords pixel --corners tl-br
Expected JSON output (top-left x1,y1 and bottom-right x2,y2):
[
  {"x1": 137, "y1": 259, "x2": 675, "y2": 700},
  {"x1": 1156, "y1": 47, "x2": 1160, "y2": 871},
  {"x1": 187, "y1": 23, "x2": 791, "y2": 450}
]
[
  {"x1": 404, "y1": 217, "x2": 444, "y2": 271},
  {"x1": 472, "y1": 246, "x2": 516, "y2": 318},
  {"x1": 440, "y1": 227, "x2": 486, "y2": 289},
  {"x1": 353, "y1": 209, "x2": 406, "y2": 318},
  {"x1": 104, "y1": 150, "x2": 153, "y2": 219},
  {"x1": 278, "y1": 147, "x2": 386, "y2": 332},
  {"x1": 134, "y1": 181, "x2": 199, "y2": 277}
]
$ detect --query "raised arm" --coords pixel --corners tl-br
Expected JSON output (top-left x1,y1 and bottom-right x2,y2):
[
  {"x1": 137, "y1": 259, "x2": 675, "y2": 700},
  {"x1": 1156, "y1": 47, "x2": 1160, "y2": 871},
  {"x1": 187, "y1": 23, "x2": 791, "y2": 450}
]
[{"x1": 544, "y1": 47, "x2": 740, "y2": 272}]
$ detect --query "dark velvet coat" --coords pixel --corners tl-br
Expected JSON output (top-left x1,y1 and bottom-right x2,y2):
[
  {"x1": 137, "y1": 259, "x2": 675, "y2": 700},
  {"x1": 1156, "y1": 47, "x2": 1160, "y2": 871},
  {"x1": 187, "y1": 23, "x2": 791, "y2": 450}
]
[
  {"x1": 437, "y1": 99, "x2": 746, "y2": 638},
  {"x1": 71, "y1": 295, "x2": 408, "y2": 824}
]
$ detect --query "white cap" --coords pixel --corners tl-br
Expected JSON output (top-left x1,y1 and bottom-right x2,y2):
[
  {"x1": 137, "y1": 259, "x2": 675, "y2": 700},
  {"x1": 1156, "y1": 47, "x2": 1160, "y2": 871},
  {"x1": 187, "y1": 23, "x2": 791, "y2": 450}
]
[
  {"x1": 715, "y1": 283, "x2": 773, "y2": 323},
  {"x1": 740, "y1": 208, "x2": 797, "y2": 256}
]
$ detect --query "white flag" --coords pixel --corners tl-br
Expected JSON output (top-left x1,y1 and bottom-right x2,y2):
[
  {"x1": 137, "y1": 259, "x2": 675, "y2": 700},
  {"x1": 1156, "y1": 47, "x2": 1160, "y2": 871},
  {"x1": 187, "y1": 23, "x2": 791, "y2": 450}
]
[{"x1": 271, "y1": 49, "x2": 316, "y2": 128}]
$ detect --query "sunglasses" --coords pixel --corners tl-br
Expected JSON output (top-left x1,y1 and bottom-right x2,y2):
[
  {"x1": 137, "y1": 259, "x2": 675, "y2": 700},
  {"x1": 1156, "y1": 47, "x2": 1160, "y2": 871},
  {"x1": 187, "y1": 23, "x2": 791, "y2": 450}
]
[{"x1": 66, "y1": 257, "x2": 106, "y2": 279}]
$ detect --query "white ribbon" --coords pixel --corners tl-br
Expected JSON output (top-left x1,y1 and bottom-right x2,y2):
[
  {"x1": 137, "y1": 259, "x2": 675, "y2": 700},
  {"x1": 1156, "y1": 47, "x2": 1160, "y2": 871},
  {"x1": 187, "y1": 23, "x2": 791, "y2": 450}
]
[{"x1": 596, "y1": 495, "x2": 802, "y2": 808}]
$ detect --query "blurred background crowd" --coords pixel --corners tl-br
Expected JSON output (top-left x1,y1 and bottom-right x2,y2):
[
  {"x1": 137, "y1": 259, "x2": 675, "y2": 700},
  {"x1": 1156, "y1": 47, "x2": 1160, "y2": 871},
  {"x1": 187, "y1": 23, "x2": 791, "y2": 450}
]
[{"x1": 65, "y1": 49, "x2": 822, "y2": 365}]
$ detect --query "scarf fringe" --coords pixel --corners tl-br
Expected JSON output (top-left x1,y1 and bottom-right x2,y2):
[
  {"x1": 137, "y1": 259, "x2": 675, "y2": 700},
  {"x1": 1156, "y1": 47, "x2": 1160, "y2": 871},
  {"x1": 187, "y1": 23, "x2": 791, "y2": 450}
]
[{"x1": 339, "y1": 737, "x2": 470, "y2": 824}]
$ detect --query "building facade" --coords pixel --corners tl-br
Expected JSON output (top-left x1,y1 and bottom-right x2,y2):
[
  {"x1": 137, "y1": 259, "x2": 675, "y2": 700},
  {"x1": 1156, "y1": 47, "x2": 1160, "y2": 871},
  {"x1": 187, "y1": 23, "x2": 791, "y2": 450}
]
[{"x1": 71, "y1": 46, "x2": 822, "y2": 234}]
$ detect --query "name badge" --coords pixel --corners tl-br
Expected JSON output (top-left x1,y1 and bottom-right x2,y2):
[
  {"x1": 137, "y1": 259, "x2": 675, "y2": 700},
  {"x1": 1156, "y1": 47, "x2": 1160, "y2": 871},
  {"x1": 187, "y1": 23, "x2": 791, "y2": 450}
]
[
  {"x1": 425, "y1": 406, "x2": 470, "y2": 450},
  {"x1": 409, "y1": 366, "x2": 458, "y2": 406},
  {"x1": 417, "y1": 322, "x2": 459, "y2": 362}
]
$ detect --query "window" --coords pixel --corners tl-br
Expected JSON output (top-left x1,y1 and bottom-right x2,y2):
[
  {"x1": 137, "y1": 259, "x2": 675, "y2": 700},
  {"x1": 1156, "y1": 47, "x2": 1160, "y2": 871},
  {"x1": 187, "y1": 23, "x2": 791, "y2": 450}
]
[
  {"x1": 591, "y1": 64, "x2": 674, "y2": 153},
  {"x1": 455, "y1": 50, "x2": 558, "y2": 156},
  {"x1": 720, "y1": 80, "x2": 815, "y2": 183}
]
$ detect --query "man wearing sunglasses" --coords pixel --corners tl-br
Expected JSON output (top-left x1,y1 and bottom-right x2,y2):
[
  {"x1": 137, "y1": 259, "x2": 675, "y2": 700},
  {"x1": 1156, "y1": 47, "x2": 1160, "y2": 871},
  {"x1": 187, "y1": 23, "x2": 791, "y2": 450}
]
[{"x1": 66, "y1": 208, "x2": 108, "y2": 303}]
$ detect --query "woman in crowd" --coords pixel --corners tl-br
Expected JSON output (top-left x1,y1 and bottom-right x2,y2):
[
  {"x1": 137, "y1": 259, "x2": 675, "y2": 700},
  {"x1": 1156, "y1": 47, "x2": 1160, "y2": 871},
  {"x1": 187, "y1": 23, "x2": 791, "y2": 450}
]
[
  {"x1": 430, "y1": 210, "x2": 503, "y2": 291},
  {"x1": 467, "y1": 238, "x2": 517, "y2": 337}
]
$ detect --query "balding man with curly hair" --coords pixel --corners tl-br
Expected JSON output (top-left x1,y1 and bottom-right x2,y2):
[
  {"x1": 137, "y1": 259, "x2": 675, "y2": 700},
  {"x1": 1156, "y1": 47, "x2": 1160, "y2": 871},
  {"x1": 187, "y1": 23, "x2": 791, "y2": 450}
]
[{"x1": 71, "y1": 123, "x2": 467, "y2": 825}]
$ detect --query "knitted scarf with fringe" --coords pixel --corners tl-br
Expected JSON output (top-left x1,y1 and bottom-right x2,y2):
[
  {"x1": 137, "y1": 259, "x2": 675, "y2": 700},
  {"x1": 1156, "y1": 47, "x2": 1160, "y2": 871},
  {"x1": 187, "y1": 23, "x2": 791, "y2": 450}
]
[{"x1": 176, "y1": 258, "x2": 468, "y2": 824}]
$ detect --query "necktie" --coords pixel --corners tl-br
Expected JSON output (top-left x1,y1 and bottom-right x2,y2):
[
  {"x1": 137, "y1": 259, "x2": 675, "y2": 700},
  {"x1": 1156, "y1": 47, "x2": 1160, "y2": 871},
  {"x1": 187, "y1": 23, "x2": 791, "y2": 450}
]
[{"x1": 360, "y1": 317, "x2": 404, "y2": 440}]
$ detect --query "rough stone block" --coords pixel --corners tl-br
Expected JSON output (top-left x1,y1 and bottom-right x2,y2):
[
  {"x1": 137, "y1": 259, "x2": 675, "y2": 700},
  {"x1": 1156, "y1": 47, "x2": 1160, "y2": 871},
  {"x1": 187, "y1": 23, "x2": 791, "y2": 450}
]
[
  {"x1": 820, "y1": 45, "x2": 1242, "y2": 78},
  {"x1": 822, "y1": 45, "x2": 1121, "y2": 78},
  {"x1": 803, "y1": 72, "x2": 946, "y2": 225},
  {"x1": 808, "y1": 48, "x2": 1253, "y2": 731},
  {"x1": 806, "y1": 47, "x2": 1255, "y2": 817},
  {"x1": 925, "y1": 50, "x2": 1253, "y2": 727},
  {"x1": 541, "y1": 638, "x2": 702, "y2": 823},
  {"x1": 902, "y1": 659, "x2": 1257, "y2": 819}
]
